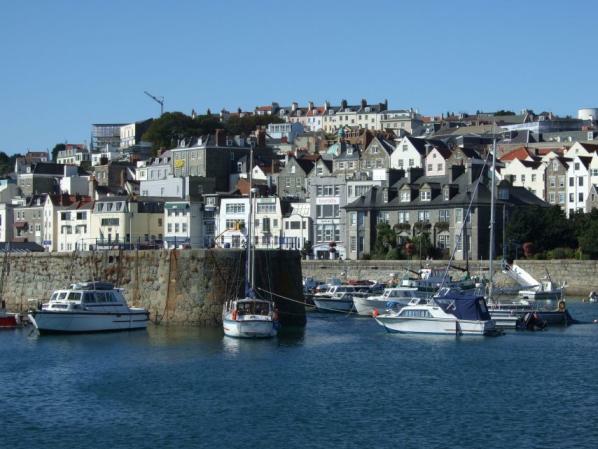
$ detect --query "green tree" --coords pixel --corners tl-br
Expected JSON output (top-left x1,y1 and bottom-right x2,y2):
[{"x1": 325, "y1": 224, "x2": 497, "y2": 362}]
[
  {"x1": 578, "y1": 218, "x2": 598, "y2": 258},
  {"x1": 51, "y1": 143, "x2": 66, "y2": 162},
  {"x1": 494, "y1": 110, "x2": 516, "y2": 116},
  {"x1": 507, "y1": 206, "x2": 575, "y2": 253},
  {"x1": 142, "y1": 112, "x2": 221, "y2": 153},
  {"x1": 372, "y1": 223, "x2": 396, "y2": 258},
  {"x1": 0, "y1": 151, "x2": 23, "y2": 176},
  {"x1": 411, "y1": 232, "x2": 435, "y2": 259}
]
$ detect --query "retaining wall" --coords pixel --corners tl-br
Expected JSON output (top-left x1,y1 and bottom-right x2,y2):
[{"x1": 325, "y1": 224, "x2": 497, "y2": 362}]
[
  {"x1": 301, "y1": 259, "x2": 595, "y2": 296},
  {"x1": 1, "y1": 249, "x2": 306, "y2": 326}
]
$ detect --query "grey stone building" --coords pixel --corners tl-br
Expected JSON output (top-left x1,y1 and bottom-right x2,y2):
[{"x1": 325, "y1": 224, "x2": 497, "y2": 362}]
[
  {"x1": 170, "y1": 131, "x2": 251, "y2": 192},
  {"x1": 545, "y1": 156, "x2": 570, "y2": 208},
  {"x1": 344, "y1": 165, "x2": 548, "y2": 261},
  {"x1": 360, "y1": 135, "x2": 394, "y2": 172},
  {"x1": 276, "y1": 156, "x2": 314, "y2": 200},
  {"x1": 308, "y1": 174, "x2": 348, "y2": 259},
  {"x1": 17, "y1": 162, "x2": 69, "y2": 197},
  {"x1": 13, "y1": 195, "x2": 46, "y2": 245}
]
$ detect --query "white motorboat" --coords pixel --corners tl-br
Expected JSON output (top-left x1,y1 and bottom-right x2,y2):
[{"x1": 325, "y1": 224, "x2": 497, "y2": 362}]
[
  {"x1": 312, "y1": 285, "x2": 360, "y2": 313},
  {"x1": 222, "y1": 143, "x2": 278, "y2": 338},
  {"x1": 374, "y1": 290, "x2": 498, "y2": 336},
  {"x1": 28, "y1": 281, "x2": 149, "y2": 334},
  {"x1": 353, "y1": 287, "x2": 418, "y2": 316}
]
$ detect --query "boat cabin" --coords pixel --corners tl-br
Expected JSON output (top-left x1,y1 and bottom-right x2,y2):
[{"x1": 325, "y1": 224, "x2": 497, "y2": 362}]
[
  {"x1": 235, "y1": 299, "x2": 273, "y2": 317},
  {"x1": 44, "y1": 282, "x2": 127, "y2": 311}
]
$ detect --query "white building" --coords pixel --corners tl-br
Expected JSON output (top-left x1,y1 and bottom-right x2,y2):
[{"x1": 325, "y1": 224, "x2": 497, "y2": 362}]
[
  {"x1": 267, "y1": 122, "x2": 304, "y2": 143},
  {"x1": 56, "y1": 145, "x2": 90, "y2": 166},
  {"x1": 253, "y1": 197, "x2": 283, "y2": 249},
  {"x1": 281, "y1": 202, "x2": 312, "y2": 250},
  {"x1": 91, "y1": 146, "x2": 121, "y2": 166},
  {"x1": 390, "y1": 136, "x2": 427, "y2": 170},
  {"x1": 0, "y1": 203, "x2": 15, "y2": 242},
  {"x1": 163, "y1": 201, "x2": 203, "y2": 249},
  {"x1": 501, "y1": 159, "x2": 546, "y2": 200},
  {"x1": 59, "y1": 175, "x2": 91, "y2": 196},
  {"x1": 57, "y1": 201, "x2": 94, "y2": 252},
  {"x1": 217, "y1": 197, "x2": 249, "y2": 249},
  {"x1": 566, "y1": 155, "x2": 592, "y2": 215}
]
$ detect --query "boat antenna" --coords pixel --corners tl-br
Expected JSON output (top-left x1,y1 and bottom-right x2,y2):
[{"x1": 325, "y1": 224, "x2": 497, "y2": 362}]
[{"x1": 488, "y1": 123, "x2": 497, "y2": 301}]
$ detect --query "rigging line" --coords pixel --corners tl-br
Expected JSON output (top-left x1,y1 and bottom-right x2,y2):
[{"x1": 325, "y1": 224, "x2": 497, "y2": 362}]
[
  {"x1": 255, "y1": 286, "x2": 360, "y2": 316},
  {"x1": 438, "y1": 150, "x2": 493, "y2": 291}
]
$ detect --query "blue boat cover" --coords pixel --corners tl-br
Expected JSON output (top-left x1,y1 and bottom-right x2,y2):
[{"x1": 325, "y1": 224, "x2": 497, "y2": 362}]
[{"x1": 434, "y1": 290, "x2": 491, "y2": 321}]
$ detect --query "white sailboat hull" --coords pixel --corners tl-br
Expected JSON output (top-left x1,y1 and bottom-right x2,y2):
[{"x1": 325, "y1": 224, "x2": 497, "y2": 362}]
[
  {"x1": 29, "y1": 309, "x2": 149, "y2": 334},
  {"x1": 375, "y1": 315, "x2": 495, "y2": 336},
  {"x1": 222, "y1": 318, "x2": 277, "y2": 338}
]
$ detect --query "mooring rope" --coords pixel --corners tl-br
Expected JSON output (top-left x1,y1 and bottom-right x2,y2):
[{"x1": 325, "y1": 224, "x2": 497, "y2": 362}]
[{"x1": 255, "y1": 287, "x2": 362, "y2": 315}]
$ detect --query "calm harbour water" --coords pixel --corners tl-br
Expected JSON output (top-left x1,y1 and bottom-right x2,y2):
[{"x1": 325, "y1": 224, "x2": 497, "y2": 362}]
[{"x1": 1, "y1": 302, "x2": 597, "y2": 449}]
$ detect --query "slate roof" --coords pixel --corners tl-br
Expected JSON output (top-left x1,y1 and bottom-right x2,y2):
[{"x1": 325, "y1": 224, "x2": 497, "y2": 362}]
[
  {"x1": 345, "y1": 168, "x2": 548, "y2": 211},
  {"x1": 31, "y1": 162, "x2": 65, "y2": 176}
]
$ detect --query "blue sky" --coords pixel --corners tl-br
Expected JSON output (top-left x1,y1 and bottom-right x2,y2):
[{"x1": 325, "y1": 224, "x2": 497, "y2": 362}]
[{"x1": 1, "y1": 0, "x2": 596, "y2": 154}]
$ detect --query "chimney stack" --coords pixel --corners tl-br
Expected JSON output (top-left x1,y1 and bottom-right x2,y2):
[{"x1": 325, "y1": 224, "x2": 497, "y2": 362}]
[
  {"x1": 291, "y1": 102, "x2": 298, "y2": 112},
  {"x1": 324, "y1": 100, "x2": 330, "y2": 111},
  {"x1": 361, "y1": 98, "x2": 367, "y2": 108},
  {"x1": 215, "y1": 129, "x2": 226, "y2": 146},
  {"x1": 341, "y1": 99, "x2": 348, "y2": 109},
  {"x1": 308, "y1": 101, "x2": 314, "y2": 111},
  {"x1": 256, "y1": 128, "x2": 266, "y2": 148}
]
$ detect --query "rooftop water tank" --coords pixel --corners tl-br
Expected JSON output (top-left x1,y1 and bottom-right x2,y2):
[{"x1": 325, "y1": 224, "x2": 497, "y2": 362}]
[{"x1": 578, "y1": 108, "x2": 598, "y2": 121}]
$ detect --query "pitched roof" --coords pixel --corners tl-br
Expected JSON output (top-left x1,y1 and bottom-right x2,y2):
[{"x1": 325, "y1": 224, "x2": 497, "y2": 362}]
[
  {"x1": 295, "y1": 158, "x2": 315, "y2": 174},
  {"x1": 578, "y1": 155, "x2": 592, "y2": 169},
  {"x1": 500, "y1": 147, "x2": 534, "y2": 162}
]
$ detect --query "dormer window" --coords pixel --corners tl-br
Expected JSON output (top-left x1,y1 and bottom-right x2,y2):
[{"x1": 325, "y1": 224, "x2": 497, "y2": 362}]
[
  {"x1": 400, "y1": 191, "x2": 410, "y2": 202},
  {"x1": 421, "y1": 191, "x2": 431, "y2": 201},
  {"x1": 443, "y1": 187, "x2": 450, "y2": 200},
  {"x1": 372, "y1": 146, "x2": 379, "y2": 154},
  {"x1": 347, "y1": 147, "x2": 353, "y2": 155}
]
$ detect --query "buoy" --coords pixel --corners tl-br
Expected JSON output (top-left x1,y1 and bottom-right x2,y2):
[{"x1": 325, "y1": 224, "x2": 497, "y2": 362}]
[{"x1": 372, "y1": 308, "x2": 379, "y2": 317}]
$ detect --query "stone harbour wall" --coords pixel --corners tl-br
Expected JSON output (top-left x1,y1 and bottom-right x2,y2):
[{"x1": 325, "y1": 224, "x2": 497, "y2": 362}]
[
  {"x1": 1, "y1": 249, "x2": 306, "y2": 326},
  {"x1": 301, "y1": 259, "x2": 597, "y2": 297}
]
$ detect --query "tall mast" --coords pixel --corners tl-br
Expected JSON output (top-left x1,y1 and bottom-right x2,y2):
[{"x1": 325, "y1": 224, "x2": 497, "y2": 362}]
[
  {"x1": 488, "y1": 125, "x2": 497, "y2": 299},
  {"x1": 248, "y1": 142, "x2": 255, "y2": 293}
]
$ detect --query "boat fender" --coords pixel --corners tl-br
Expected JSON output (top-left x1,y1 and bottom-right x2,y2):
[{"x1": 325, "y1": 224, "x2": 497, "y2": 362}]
[
  {"x1": 232, "y1": 310, "x2": 238, "y2": 321},
  {"x1": 273, "y1": 309, "x2": 279, "y2": 321},
  {"x1": 372, "y1": 308, "x2": 379, "y2": 318},
  {"x1": 558, "y1": 300, "x2": 566, "y2": 311}
]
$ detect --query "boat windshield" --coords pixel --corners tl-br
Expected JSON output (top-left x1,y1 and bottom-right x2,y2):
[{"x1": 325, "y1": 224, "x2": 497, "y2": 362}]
[
  {"x1": 67, "y1": 292, "x2": 82, "y2": 302},
  {"x1": 237, "y1": 301, "x2": 270, "y2": 316}
]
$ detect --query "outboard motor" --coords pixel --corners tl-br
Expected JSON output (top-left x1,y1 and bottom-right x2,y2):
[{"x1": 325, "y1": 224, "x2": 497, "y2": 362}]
[{"x1": 519, "y1": 312, "x2": 547, "y2": 331}]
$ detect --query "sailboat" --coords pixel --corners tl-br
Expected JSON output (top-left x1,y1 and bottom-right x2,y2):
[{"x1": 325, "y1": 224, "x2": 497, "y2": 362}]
[
  {"x1": 484, "y1": 128, "x2": 572, "y2": 328},
  {"x1": 221, "y1": 142, "x2": 279, "y2": 338}
]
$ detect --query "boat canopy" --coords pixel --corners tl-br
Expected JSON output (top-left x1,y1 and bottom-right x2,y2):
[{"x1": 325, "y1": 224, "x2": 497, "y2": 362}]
[{"x1": 434, "y1": 290, "x2": 492, "y2": 321}]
